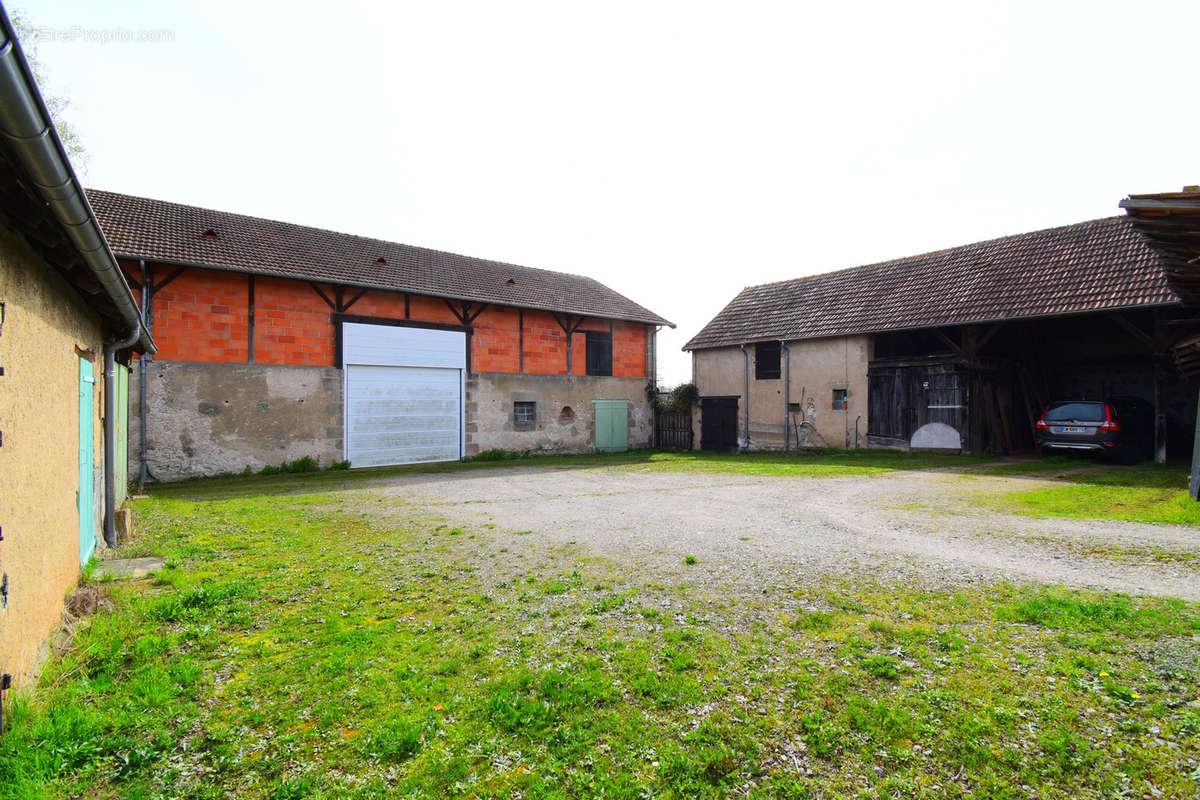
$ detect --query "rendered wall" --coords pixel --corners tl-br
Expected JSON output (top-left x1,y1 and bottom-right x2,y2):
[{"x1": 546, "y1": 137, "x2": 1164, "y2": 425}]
[
  {"x1": 690, "y1": 336, "x2": 872, "y2": 450},
  {"x1": 0, "y1": 224, "x2": 105, "y2": 688},
  {"x1": 130, "y1": 361, "x2": 343, "y2": 480}
]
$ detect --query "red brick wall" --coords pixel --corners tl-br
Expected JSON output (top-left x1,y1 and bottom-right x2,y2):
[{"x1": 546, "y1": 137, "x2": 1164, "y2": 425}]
[
  {"x1": 255, "y1": 277, "x2": 333, "y2": 366},
  {"x1": 128, "y1": 263, "x2": 650, "y2": 377},
  {"x1": 614, "y1": 320, "x2": 647, "y2": 377},
  {"x1": 474, "y1": 306, "x2": 521, "y2": 373},
  {"x1": 522, "y1": 310, "x2": 568, "y2": 374},
  {"x1": 146, "y1": 267, "x2": 249, "y2": 362}
]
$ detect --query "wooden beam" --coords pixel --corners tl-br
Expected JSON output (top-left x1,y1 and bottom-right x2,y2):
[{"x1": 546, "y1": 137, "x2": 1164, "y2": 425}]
[
  {"x1": 247, "y1": 275, "x2": 256, "y2": 364},
  {"x1": 1109, "y1": 313, "x2": 1154, "y2": 348},
  {"x1": 151, "y1": 266, "x2": 188, "y2": 295},
  {"x1": 465, "y1": 303, "x2": 487, "y2": 325},
  {"x1": 931, "y1": 328, "x2": 962, "y2": 355},
  {"x1": 309, "y1": 282, "x2": 336, "y2": 310},
  {"x1": 443, "y1": 298, "x2": 470, "y2": 325},
  {"x1": 341, "y1": 287, "x2": 369, "y2": 313},
  {"x1": 974, "y1": 323, "x2": 1004, "y2": 354}
]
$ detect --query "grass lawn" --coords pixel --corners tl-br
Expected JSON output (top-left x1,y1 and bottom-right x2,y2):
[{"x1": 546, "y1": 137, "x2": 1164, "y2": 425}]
[
  {"x1": 979, "y1": 459, "x2": 1200, "y2": 526},
  {"x1": 2, "y1": 454, "x2": 1199, "y2": 799}
]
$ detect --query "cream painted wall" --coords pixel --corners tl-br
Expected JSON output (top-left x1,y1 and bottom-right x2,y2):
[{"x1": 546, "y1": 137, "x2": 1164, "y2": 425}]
[
  {"x1": 691, "y1": 335, "x2": 872, "y2": 450},
  {"x1": 0, "y1": 223, "x2": 105, "y2": 688}
]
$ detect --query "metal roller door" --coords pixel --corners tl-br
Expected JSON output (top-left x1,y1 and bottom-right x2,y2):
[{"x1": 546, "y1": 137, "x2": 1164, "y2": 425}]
[{"x1": 342, "y1": 322, "x2": 466, "y2": 467}]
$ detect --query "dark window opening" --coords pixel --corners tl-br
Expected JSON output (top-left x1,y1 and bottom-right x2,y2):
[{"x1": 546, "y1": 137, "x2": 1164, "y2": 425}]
[
  {"x1": 585, "y1": 331, "x2": 613, "y2": 376},
  {"x1": 833, "y1": 388, "x2": 848, "y2": 411},
  {"x1": 514, "y1": 401, "x2": 537, "y2": 423},
  {"x1": 755, "y1": 341, "x2": 781, "y2": 380}
]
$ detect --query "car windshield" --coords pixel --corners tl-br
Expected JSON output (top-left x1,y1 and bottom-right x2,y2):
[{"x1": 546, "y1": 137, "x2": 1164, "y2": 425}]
[{"x1": 1045, "y1": 402, "x2": 1105, "y2": 422}]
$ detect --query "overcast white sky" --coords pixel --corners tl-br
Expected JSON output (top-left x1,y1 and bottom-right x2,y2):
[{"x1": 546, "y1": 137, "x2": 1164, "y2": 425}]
[{"x1": 18, "y1": 0, "x2": 1200, "y2": 385}]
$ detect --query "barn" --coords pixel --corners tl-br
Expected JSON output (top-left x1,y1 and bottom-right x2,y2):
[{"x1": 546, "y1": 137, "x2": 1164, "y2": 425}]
[
  {"x1": 685, "y1": 210, "x2": 1199, "y2": 460},
  {"x1": 87, "y1": 191, "x2": 672, "y2": 479}
]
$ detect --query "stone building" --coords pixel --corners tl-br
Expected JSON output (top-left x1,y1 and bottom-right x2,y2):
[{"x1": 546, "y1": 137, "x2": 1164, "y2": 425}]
[
  {"x1": 87, "y1": 191, "x2": 672, "y2": 479},
  {"x1": 686, "y1": 214, "x2": 1199, "y2": 458}
]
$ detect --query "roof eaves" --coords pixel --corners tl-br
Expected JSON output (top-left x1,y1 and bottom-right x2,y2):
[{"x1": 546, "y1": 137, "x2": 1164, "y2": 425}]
[
  {"x1": 682, "y1": 298, "x2": 1183, "y2": 351},
  {"x1": 116, "y1": 252, "x2": 674, "y2": 327}
]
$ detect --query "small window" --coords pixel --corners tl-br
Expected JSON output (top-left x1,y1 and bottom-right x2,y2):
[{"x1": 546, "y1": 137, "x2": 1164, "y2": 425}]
[
  {"x1": 585, "y1": 331, "x2": 613, "y2": 376},
  {"x1": 832, "y1": 389, "x2": 848, "y2": 411},
  {"x1": 755, "y1": 341, "x2": 781, "y2": 380},
  {"x1": 514, "y1": 401, "x2": 536, "y2": 423}
]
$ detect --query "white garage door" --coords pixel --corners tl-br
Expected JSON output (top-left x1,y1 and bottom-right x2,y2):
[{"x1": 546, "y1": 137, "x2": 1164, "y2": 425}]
[{"x1": 342, "y1": 323, "x2": 466, "y2": 468}]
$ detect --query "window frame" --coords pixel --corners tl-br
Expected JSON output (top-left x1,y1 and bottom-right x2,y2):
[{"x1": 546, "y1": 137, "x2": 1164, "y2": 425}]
[
  {"x1": 513, "y1": 400, "x2": 537, "y2": 424},
  {"x1": 585, "y1": 330, "x2": 613, "y2": 377}
]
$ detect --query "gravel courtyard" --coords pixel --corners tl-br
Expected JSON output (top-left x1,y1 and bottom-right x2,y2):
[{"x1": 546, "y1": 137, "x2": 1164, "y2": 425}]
[{"x1": 375, "y1": 463, "x2": 1200, "y2": 601}]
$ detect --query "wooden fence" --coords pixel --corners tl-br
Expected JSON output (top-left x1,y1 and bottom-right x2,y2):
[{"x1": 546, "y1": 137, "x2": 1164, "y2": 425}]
[{"x1": 655, "y1": 411, "x2": 693, "y2": 450}]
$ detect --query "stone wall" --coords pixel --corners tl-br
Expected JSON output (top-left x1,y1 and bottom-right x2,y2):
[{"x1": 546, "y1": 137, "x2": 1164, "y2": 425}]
[
  {"x1": 0, "y1": 223, "x2": 105, "y2": 687},
  {"x1": 466, "y1": 372, "x2": 652, "y2": 454},
  {"x1": 130, "y1": 364, "x2": 651, "y2": 478},
  {"x1": 690, "y1": 336, "x2": 872, "y2": 450},
  {"x1": 130, "y1": 361, "x2": 343, "y2": 480}
]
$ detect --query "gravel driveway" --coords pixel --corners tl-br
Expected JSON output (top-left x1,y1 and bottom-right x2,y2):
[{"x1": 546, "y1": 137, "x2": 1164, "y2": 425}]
[{"x1": 367, "y1": 464, "x2": 1200, "y2": 601}]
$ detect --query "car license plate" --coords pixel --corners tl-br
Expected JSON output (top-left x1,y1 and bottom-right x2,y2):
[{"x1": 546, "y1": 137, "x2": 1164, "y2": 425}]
[{"x1": 1055, "y1": 426, "x2": 1090, "y2": 433}]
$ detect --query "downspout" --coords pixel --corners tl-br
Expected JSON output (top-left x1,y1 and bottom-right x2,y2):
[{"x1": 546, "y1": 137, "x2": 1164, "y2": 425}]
[
  {"x1": 103, "y1": 316, "x2": 140, "y2": 548},
  {"x1": 740, "y1": 344, "x2": 750, "y2": 450},
  {"x1": 783, "y1": 342, "x2": 791, "y2": 452},
  {"x1": 139, "y1": 259, "x2": 150, "y2": 485}
]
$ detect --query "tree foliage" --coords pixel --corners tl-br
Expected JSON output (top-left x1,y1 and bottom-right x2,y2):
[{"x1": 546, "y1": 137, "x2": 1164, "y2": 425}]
[{"x1": 11, "y1": 11, "x2": 87, "y2": 167}]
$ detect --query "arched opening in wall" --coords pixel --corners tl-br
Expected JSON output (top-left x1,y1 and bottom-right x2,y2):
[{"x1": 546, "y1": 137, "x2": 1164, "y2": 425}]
[{"x1": 559, "y1": 406, "x2": 576, "y2": 422}]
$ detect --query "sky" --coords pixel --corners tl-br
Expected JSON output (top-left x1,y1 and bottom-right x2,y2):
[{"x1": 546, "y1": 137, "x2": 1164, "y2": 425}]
[{"x1": 16, "y1": 0, "x2": 1200, "y2": 386}]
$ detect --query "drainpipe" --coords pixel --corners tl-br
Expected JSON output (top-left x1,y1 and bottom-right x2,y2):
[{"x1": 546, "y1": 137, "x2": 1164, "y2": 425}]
[
  {"x1": 138, "y1": 259, "x2": 153, "y2": 485},
  {"x1": 740, "y1": 344, "x2": 750, "y2": 449},
  {"x1": 783, "y1": 342, "x2": 791, "y2": 452},
  {"x1": 103, "y1": 316, "x2": 141, "y2": 548}
]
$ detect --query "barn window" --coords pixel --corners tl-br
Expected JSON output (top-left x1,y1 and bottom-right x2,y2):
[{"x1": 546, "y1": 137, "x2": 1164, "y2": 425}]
[
  {"x1": 755, "y1": 341, "x2": 781, "y2": 380},
  {"x1": 513, "y1": 401, "x2": 536, "y2": 423},
  {"x1": 833, "y1": 388, "x2": 848, "y2": 411},
  {"x1": 585, "y1": 331, "x2": 613, "y2": 376}
]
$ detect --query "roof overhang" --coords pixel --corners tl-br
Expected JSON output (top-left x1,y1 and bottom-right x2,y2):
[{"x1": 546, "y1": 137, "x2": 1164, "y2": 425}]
[
  {"x1": 0, "y1": 6, "x2": 154, "y2": 353},
  {"x1": 1121, "y1": 188, "x2": 1200, "y2": 375}
]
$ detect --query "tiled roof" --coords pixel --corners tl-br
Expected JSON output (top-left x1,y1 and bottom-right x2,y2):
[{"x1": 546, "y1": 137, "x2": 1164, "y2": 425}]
[
  {"x1": 87, "y1": 189, "x2": 672, "y2": 327},
  {"x1": 685, "y1": 216, "x2": 1176, "y2": 350}
]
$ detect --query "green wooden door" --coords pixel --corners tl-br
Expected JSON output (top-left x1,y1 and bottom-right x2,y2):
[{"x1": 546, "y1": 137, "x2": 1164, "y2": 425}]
[
  {"x1": 593, "y1": 399, "x2": 629, "y2": 453},
  {"x1": 79, "y1": 358, "x2": 96, "y2": 565}
]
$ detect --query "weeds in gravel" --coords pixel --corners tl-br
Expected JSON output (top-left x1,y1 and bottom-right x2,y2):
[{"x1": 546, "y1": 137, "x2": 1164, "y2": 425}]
[{"x1": 3, "y1": 490, "x2": 1198, "y2": 799}]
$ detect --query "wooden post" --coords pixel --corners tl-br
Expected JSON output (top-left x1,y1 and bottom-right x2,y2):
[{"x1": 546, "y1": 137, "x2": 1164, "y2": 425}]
[{"x1": 1190, "y1": 387, "x2": 1200, "y2": 500}]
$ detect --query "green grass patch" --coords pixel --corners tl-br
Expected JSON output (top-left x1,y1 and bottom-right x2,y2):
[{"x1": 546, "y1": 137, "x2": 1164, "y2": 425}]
[
  {"x1": 980, "y1": 461, "x2": 1200, "y2": 526},
  {"x1": 3, "y1": 490, "x2": 1197, "y2": 799}
]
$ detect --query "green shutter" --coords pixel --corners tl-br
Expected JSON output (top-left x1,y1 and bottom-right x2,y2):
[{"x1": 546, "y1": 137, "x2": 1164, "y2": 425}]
[{"x1": 593, "y1": 399, "x2": 629, "y2": 453}]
